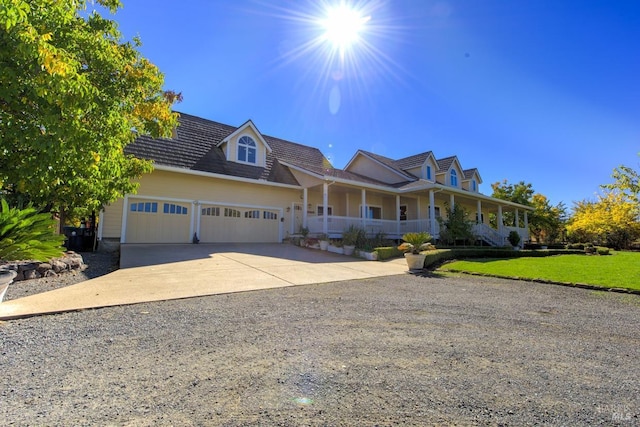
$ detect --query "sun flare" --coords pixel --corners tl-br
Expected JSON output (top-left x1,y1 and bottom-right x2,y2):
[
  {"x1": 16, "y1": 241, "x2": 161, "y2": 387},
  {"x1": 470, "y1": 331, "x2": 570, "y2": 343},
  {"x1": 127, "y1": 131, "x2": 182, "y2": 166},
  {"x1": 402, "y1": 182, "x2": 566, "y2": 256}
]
[{"x1": 320, "y1": 4, "x2": 371, "y2": 53}]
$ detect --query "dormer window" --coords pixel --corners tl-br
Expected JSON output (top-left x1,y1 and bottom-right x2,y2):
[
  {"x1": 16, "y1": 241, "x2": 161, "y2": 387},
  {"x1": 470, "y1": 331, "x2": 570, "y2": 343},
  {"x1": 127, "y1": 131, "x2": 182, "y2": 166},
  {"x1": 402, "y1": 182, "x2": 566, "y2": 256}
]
[
  {"x1": 426, "y1": 165, "x2": 432, "y2": 180},
  {"x1": 472, "y1": 179, "x2": 477, "y2": 192},
  {"x1": 238, "y1": 136, "x2": 257, "y2": 164},
  {"x1": 450, "y1": 169, "x2": 458, "y2": 187}
]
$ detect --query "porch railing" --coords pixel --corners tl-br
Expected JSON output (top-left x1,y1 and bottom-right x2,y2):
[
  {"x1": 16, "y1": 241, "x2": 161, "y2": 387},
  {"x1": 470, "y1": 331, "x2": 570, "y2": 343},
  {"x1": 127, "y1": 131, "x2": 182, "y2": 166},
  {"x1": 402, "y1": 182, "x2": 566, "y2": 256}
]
[
  {"x1": 307, "y1": 216, "x2": 439, "y2": 239},
  {"x1": 473, "y1": 223, "x2": 506, "y2": 246}
]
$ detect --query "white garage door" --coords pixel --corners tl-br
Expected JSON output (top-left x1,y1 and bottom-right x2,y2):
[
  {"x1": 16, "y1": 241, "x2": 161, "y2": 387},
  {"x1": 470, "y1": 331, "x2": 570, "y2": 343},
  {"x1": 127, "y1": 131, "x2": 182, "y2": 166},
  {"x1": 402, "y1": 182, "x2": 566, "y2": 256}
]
[
  {"x1": 125, "y1": 199, "x2": 191, "y2": 243},
  {"x1": 199, "y1": 205, "x2": 280, "y2": 243}
]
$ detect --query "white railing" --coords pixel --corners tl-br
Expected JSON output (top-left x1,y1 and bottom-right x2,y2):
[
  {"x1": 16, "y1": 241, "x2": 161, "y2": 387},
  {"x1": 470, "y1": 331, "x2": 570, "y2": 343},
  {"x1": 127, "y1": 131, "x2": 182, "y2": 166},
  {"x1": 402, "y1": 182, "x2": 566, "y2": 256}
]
[
  {"x1": 473, "y1": 223, "x2": 506, "y2": 246},
  {"x1": 505, "y1": 226, "x2": 529, "y2": 245},
  {"x1": 308, "y1": 216, "x2": 439, "y2": 238}
]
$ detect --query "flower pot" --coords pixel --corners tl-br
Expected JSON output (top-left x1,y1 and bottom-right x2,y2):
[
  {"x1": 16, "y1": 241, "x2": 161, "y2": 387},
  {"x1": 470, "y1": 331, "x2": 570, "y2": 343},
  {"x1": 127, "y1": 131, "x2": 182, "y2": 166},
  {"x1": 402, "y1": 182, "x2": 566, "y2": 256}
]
[
  {"x1": 0, "y1": 270, "x2": 17, "y2": 303},
  {"x1": 343, "y1": 245, "x2": 356, "y2": 256},
  {"x1": 328, "y1": 245, "x2": 344, "y2": 254},
  {"x1": 319, "y1": 240, "x2": 329, "y2": 251},
  {"x1": 404, "y1": 253, "x2": 426, "y2": 270}
]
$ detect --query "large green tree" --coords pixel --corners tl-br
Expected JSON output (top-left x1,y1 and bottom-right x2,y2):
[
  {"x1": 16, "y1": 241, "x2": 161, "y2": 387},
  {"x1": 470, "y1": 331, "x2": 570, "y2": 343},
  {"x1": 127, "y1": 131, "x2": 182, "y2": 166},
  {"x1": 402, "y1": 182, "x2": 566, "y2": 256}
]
[
  {"x1": 0, "y1": 0, "x2": 180, "y2": 218},
  {"x1": 602, "y1": 161, "x2": 640, "y2": 205},
  {"x1": 491, "y1": 180, "x2": 566, "y2": 243}
]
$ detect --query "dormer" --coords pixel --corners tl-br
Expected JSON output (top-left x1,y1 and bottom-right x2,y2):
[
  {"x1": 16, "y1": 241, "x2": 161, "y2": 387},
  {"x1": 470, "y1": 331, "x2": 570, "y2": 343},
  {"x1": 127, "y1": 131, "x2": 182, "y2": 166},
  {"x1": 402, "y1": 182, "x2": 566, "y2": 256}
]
[
  {"x1": 462, "y1": 168, "x2": 482, "y2": 193},
  {"x1": 395, "y1": 151, "x2": 438, "y2": 182},
  {"x1": 344, "y1": 150, "x2": 414, "y2": 185},
  {"x1": 436, "y1": 156, "x2": 464, "y2": 188},
  {"x1": 217, "y1": 120, "x2": 271, "y2": 167}
]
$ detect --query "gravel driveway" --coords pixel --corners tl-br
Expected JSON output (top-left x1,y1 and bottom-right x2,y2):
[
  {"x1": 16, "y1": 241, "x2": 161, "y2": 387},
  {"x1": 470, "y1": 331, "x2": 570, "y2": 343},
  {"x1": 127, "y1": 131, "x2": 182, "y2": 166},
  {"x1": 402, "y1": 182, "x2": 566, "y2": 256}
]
[{"x1": 1, "y1": 271, "x2": 639, "y2": 426}]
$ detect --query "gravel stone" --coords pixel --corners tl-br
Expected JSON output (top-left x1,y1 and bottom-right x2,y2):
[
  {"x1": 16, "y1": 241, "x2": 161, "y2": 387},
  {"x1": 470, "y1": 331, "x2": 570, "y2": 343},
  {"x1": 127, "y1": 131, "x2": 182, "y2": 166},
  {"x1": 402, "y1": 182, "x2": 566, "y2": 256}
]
[{"x1": 0, "y1": 267, "x2": 638, "y2": 426}]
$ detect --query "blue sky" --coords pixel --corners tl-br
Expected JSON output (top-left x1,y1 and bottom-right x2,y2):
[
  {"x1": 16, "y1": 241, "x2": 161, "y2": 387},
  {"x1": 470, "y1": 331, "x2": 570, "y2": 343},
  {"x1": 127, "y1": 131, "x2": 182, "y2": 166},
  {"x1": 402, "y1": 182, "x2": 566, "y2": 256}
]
[{"x1": 105, "y1": 0, "x2": 639, "y2": 208}]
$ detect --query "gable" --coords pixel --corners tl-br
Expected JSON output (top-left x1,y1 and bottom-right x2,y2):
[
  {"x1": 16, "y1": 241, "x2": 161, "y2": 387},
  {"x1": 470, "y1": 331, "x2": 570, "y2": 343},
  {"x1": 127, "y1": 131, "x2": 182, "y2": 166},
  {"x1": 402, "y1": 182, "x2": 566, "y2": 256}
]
[
  {"x1": 346, "y1": 153, "x2": 411, "y2": 185},
  {"x1": 218, "y1": 121, "x2": 271, "y2": 168}
]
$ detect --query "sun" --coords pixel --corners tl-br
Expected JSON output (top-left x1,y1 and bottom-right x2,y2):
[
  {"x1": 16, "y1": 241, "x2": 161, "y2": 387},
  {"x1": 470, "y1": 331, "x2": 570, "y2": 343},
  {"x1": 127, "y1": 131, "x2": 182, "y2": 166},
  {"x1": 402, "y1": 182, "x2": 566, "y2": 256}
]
[{"x1": 320, "y1": 4, "x2": 371, "y2": 56}]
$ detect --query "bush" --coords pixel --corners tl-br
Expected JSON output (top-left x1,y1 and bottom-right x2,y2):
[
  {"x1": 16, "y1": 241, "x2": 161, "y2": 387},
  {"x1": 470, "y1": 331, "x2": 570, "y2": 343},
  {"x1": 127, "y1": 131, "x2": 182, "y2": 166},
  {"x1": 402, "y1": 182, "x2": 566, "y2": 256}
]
[
  {"x1": 375, "y1": 246, "x2": 404, "y2": 260},
  {"x1": 596, "y1": 247, "x2": 610, "y2": 255},
  {"x1": 0, "y1": 199, "x2": 65, "y2": 261}
]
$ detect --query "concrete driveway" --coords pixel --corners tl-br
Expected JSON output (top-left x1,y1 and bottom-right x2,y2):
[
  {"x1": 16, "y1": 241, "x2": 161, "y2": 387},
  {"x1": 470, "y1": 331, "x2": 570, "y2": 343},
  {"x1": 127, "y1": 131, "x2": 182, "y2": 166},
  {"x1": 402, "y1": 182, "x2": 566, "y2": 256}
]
[{"x1": 0, "y1": 243, "x2": 408, "y2": 319}]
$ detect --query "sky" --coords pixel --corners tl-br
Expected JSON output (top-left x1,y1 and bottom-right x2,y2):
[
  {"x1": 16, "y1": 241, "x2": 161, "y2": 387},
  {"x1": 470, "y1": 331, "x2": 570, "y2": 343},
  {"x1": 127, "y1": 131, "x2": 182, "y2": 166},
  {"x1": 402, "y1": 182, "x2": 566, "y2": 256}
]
[{"x1": 101, "y1": 0, "x2": 639, "y2": 208}]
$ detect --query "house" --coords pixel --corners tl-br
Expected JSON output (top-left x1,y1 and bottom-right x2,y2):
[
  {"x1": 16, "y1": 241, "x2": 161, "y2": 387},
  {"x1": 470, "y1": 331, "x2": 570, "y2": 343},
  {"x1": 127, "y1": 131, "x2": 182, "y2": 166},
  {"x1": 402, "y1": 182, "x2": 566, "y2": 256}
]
[{"x1": 98, "y1": 112, "x2": 532, "y2": 246}]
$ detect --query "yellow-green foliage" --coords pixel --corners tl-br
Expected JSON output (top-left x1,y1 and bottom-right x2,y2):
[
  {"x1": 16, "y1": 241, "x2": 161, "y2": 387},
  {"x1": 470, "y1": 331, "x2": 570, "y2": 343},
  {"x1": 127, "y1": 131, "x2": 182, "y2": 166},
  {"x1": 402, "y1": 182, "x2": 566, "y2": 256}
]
[
  {"x1": 0, "y1": 199, "x2": 65, "y2": 261},
  {"x1": 567, "y1": 192, "x2": 640, "y2": 249}
]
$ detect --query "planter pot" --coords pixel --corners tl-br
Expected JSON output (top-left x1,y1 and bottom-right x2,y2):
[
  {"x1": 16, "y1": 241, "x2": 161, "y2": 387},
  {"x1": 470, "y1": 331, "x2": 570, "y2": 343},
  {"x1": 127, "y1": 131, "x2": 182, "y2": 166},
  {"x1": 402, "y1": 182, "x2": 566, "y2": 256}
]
[
  {"x1": 0, "y1": 270, "x2": 17, "y2": 303},
  {"x1": 361, "y1": 251, "x2": 378, "y2": 261},
  {"x1": 319, "y1": 240, "x2": 329, "y2": 251},
  {"x1": 404, "y1": 253, "x2": 427, "y2": 270},
  {"x1": 328, "y1": 245, "x2": 344, "y2": 254},
  {"x1": 343, "y1": 245, "x2": 356, "y2": 256}
]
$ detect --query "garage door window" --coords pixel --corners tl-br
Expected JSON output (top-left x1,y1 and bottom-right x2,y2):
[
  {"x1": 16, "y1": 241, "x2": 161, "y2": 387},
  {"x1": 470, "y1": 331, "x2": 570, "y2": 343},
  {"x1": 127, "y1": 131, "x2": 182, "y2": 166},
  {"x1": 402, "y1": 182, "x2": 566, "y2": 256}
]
[
  {"x1": 225, "y1": 208, "x2": 241, "y2": 218},
  {"x1": 163, "y1": 203, "x2": 188, "y2": 215},
  {"x1": 131, "y1": 202, "x2": 158, "y2": 213},
  {"x1": 264, "y1": 211, "x2": 278, "y2": 220},
  {"x1": 202, "y1": 207, "x2": 220, "y2": 216},
  {"x1": 244, "y1": 210, "x2": 260, "y2": 219}
]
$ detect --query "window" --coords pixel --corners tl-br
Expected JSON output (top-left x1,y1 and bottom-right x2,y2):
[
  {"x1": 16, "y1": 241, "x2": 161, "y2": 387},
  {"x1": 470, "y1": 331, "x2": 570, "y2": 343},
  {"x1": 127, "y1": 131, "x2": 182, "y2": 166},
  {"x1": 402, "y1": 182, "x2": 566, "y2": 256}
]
[
  {"x1": 472, "y1": 179, "x2": 477, "y2": 192},
  {"x1": 361, "y1": 205, "x2": 382, "y2": 219},
  {"x1": 244, "y1": 210, "x2": 260, "y2": 219},
  {"x1": 450, "y1": 169, "x2": 458, "y2": 187},
  {"x1": 130, "y1": 202, "x2": 158, "y2": 213},
  {"x1": 399, "y1": 205, "x2": 407, "y2": 221},
  {"x1": 224, "y1": 208, "x2": 241, "y2": 218},
  {"x1": 201, "y1": 207, "x2": 220, "y2": 216},
  {"x1": 163, "y1": 203, "x2": 188, "y2": 215},
  {"x1": 317, "y1": 205, "x2": 333, "y2": 216},
  {"x1": 429, "y1": 206, "x2": 441, "y2": 218},
  {"x1": 238, "y1": 136, "x2": 257, "y2": 164},
  {"x1": 264, "y1": 211, "x2": 278, "y2": 220},
  {"x1": 426, "y1": 165, "x2": 432, "y2": 180}
]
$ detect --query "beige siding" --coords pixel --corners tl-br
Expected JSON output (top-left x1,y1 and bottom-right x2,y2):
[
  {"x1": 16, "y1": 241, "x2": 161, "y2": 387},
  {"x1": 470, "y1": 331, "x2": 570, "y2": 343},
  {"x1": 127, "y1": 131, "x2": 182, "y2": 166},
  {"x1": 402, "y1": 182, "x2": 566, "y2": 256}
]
[
  {"x1": 102, "y1": 169, "x2": 299, "y2": 242},
  {"x1": 348, "y1": 156, "x2": 407, "y2": 185}
]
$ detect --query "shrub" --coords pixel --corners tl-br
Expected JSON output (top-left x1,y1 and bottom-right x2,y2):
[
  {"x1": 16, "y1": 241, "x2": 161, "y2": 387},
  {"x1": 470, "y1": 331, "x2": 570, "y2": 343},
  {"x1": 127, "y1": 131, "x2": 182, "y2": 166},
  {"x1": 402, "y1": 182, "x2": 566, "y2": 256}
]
[
  {"x1": 508, "y1": 231, "x2": 521, "y2": 247},
  {"x1": 343, "y1": 225, "x2": 366, "y2": 247},
  {"x1": 398, "y1": 232, "x2": 432, "y2": 254},
  {"x1": 596, "y1": 247, "x2": 610, "y2": 255},
  {"x1": 0, "y1": 199, "x2": 65, "y2": 261},
  {"x1": 375, "y1": 246, "x2": 404, "y2": 260}
]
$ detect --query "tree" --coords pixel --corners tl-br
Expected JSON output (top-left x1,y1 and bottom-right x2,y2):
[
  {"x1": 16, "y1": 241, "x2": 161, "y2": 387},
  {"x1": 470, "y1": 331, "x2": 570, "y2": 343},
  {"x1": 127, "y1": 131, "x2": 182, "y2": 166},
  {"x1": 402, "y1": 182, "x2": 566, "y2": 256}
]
[
  {"x1": 438, "y1": 203, "x2": 475, "y2": 245},
  {"x1": 567, "y1": 192, "x2": 640, "y2": 249},
  {"x1": 602, "y1": 163, "x2": 640, "y2": 205},
  {"x1": 491, "y1": 180, "x2": 566, "y2": 243},
  {"x1": 0, "y1": 0, "x2": 180, "y2": 219}
]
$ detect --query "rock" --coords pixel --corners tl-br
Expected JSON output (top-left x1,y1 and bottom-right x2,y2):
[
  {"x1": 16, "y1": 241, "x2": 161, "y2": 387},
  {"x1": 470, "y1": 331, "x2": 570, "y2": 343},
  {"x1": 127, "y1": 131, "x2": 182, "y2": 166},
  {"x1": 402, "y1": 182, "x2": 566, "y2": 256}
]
[
  {"x1": 18, "y1": 262, "x2": 39, "y2": 274},
  {"x1": 37, "y1": 263, "x2": 52, "y2": 275},
  {"x1": 51, "y1": 260, "x2": 67, "y2": 273},
  {"x1": 23, "y1": 269, "x2": 40, "y2": 280},
  {"x1": 43, "y1": 270, "x2": 58, "y2": 278}
]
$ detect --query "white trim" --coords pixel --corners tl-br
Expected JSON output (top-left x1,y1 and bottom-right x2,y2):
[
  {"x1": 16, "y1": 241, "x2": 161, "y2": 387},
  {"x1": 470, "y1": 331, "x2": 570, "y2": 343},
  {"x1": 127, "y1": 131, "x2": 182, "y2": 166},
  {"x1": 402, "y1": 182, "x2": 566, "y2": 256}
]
[
  {"x1": 153, "y1": 164, "x2": 300, "y2": 190},
  {"x1": 344, "y1": 151, "x2": 413, "y2": 181},
  {"x1": 97, "y1": 210, "x2": 105, "y2": 241},
  {"x1": 316, "y1": 204, "x2": 334, "y2": 216},
  {"x1": 218, "y1": 119, "x2": 272, "y2": 153},
  {"x1": 359, "y1": 204, "x2": 383, "y2": 219},
  {"x1": 120, "y1": 195, "x2": 129, "y2": 243}
]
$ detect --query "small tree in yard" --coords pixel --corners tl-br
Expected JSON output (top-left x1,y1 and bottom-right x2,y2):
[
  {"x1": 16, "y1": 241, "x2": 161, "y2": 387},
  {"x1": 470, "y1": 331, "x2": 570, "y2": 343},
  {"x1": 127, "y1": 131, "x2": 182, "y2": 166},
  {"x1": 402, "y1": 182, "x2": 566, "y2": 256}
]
[{"x1": 438, "y1": 204, "x2": 475, "y2": 245}]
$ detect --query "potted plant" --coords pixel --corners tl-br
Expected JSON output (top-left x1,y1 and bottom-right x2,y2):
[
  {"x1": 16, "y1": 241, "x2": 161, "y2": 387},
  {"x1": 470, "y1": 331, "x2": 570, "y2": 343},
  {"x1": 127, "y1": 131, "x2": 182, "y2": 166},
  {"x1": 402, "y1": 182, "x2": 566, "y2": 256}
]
[
  {"x1": 508, "y1": 230, "x2": 521, "y2": 249},
  {"x1": 317, "y1": 233, "x2": 330, "y2": 250},
  {"x1": 342, "y1": 225, "x2": 362, "y2": 256},
  {"x1": 299, "y1": 226, "x2": 309, "y2": 247},
  {"x1": 328, "y1": 239, "x2": 344, "y2": 254},
  {"x1": 398, "y1": 232, "x2": 432, "y2": 270}
]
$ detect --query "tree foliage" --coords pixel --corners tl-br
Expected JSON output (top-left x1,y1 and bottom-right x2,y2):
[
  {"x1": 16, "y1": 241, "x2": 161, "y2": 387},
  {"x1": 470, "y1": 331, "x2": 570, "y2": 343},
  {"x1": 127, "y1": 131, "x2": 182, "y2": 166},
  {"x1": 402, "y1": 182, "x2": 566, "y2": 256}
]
[
  {"x1": 491, "y1": 180, "x2": 566, "y2": 243},
  {"x1": 0, "y1": 0, "x2": 180, "y2": 216},
  {"x1": 566, "y1": 192, "x2": 640, "y2": 250},
  {"x1": 0, "y1": 199, "x2": 65, "y2": 261},
  {"x1": 438, "y1": 203, "x2": 475, "y2": 245},
  {"x1": 602, "y1": 163, "x2": 640, "y2": 205}
]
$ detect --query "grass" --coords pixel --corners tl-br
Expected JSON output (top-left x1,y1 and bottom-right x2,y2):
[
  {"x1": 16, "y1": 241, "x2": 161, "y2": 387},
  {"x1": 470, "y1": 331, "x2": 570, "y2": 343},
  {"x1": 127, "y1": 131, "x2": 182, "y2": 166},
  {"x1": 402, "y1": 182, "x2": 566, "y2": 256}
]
[{"x1": 439, "y1": 251, "x2": 640, "y2": 291}]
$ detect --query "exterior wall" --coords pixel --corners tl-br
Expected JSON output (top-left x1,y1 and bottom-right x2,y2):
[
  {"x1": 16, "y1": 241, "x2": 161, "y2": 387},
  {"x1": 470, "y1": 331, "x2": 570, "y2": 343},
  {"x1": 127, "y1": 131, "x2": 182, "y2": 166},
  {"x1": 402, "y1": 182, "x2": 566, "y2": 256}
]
[
  {"x1": 102, "y1": 169, "x2": 300, "y2": 240},
  {"x1": 224, "y1": 127, "x2": 268, "y2": 168},
  {"x1": 348, "y1": 156, "x2": 407, "y2": 185}
]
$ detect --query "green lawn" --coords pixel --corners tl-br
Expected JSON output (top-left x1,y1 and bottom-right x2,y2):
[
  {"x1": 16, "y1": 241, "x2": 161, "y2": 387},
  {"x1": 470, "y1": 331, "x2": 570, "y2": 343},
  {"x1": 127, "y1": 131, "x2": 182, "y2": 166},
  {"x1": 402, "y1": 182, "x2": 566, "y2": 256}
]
[{"x1": 439, "y1": 251, "x2": 640, "y2": 291}]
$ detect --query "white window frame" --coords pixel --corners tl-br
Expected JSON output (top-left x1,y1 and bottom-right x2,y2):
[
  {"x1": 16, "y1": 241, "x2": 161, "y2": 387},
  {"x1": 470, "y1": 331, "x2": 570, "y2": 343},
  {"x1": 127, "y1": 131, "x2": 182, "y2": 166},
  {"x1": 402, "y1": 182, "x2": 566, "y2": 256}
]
[
  {"x1": 237, "y1": 135, "x2": 257, "y2": 165},
  {"x1": 359, "y1": 204, "x2": 383, "y2": 219},
  {"x1": 316, "y1": 205, "x2": 333, "y2": 216}
]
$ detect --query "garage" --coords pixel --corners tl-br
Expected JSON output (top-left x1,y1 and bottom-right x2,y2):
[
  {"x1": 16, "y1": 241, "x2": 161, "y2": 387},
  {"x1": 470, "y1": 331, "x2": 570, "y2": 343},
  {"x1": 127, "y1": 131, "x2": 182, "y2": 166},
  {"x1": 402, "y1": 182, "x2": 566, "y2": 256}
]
[
  {"x1": 199, "y1": 204, "x2": 281, "y2": 243},
  {"x1": 125, "y1": 198, "x2": 192, "y2": 244}
]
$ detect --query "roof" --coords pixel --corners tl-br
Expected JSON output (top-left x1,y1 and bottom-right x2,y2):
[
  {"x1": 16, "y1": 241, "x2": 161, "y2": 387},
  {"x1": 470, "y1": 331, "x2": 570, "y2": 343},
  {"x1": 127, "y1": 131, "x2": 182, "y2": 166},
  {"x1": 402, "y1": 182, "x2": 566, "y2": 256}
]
[
  {"x1": 125, "y1": 112, "x2": 330, "y2": 186},
  {"x1": 436, "y1": 156, "x2": 459, "y2": 172},
  {"x1": 395, "y1": 151, "x2": 434, "y2": 170},
  {"x1": 356, "y1": 150, "x2": 417, "y2": 180}
]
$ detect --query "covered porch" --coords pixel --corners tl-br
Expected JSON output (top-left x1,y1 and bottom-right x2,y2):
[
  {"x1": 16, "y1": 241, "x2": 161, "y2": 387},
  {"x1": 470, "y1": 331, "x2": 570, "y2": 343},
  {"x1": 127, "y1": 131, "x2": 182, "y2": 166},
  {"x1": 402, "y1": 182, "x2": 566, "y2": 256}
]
[{"x1": 291, "y1": 180, "x2": 531, "y2": 246}]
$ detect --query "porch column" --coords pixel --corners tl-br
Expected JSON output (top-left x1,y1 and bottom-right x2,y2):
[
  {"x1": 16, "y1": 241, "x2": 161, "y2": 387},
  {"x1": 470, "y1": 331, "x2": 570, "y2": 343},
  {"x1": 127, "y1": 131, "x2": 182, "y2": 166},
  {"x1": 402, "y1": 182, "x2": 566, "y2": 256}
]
[
  {"x1": 396, "y1": 195, "x2": 401, "y2": 237},
  {"x1": 497, "y1": 205, "x2": 504, "y2": 231},
  {"x1": 302, "y1": 188, "x2": 308, "y2": 229},
  {"x1": 515, "y1": 209, "x2": 520, "y2": 228},
  {"x1": 429, "y1": 190, "x2": 436, "y2": 236},
  {"x1": 450, "y1": 193, "x2": 455, "y2": 209},
  {"x1": 477, "y1": 200, "x2": 482, "y2": 224},
  {"x1": 346, "y1": 193, "x2": 350, "y2": 219},
  {"x1": 417, "y1": 196, "x2": 421, "y2": 219},
  {"x1": 361, "y1": 189, "x2": 367, "y2": 229},
  {"x1": 524, "y1": 211, "x2": 529, "y2": 240},
  {"x1": 323, "y1": 182, "x2": 329, "y2": 235}
]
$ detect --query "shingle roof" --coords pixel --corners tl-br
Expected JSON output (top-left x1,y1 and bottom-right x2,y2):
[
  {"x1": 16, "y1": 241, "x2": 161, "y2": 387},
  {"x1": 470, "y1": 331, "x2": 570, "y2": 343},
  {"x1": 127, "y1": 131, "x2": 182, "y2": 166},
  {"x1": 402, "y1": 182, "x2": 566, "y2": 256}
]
[
  {"x1": 395, "y1": 151, "x2": 433, "y2": 170},
  {"x1": 463, "y1": 168, "x2": 479, "y2": 180},
  {"x1": 125, "y1": 112, "x2": 330, "y2": 186},
  {"x1": 436, "y1": 156, "x2": 457, "y2": 171}
]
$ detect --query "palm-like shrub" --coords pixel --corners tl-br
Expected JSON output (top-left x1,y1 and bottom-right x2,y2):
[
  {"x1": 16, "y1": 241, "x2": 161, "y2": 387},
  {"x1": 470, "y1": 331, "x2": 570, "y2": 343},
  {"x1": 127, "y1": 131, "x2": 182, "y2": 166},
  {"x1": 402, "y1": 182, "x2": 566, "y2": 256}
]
[
  {"x1": 0, "y1": 199, "x2": 65, "y2": 261},
  {"x1": 398, "y1": 232, "x2": 433, "y2": 254}
]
